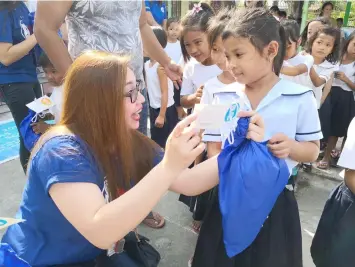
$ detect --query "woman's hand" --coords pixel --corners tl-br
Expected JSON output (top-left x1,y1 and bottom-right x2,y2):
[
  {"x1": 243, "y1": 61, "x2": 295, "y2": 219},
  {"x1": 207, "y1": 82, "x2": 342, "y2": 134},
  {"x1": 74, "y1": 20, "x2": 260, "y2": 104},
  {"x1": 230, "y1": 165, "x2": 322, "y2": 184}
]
[
  {"x1": 238, "y1": 110, "x2": 265, "y2": 142},
  {"x1": 163, "y1": 61, "x2": 182, "y2": 86},
  {"x1": 162, "y1": 114, "x2": 206, "y2": 173}
]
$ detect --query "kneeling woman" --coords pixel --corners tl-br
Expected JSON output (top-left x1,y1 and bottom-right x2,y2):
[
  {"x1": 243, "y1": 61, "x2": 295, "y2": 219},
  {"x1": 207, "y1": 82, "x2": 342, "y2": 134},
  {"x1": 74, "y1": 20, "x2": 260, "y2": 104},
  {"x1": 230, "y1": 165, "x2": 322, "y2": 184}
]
[{"x1": 2, "y1": 51, "x2": 264, "y2": 267}]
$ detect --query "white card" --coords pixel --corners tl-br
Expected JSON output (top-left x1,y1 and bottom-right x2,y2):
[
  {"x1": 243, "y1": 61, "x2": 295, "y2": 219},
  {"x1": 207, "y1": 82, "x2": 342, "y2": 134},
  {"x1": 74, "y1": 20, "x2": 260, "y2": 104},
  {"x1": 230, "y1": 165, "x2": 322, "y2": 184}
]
[
  {"x1": 0, "y1": 217, "x2": 25, "y2": 230},
  {"x1": 193, "y1": 101, "x2": 244, "y2": 129},
  {"x1": 26, "y1": 96, "x2": 55, "y2": 114}
]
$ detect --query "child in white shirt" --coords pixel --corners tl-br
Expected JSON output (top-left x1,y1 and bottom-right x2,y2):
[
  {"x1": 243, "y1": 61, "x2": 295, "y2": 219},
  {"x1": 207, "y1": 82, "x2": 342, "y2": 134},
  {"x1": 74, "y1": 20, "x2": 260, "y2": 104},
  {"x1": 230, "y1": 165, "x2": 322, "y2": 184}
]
[
  {"x1": 145, "y1": 26, "x2": 178, "y2": 148},
  {"x1": 31, "y1": 52, "x2": 63, "y2": 134},
  {"x1": 164, "y1": 18, "x2": 182, "y2": 64}
]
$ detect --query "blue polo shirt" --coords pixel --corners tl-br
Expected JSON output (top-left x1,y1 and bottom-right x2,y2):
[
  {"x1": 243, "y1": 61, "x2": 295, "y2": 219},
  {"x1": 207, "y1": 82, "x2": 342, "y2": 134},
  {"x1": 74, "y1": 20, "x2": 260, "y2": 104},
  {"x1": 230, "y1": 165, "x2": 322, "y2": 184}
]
[
  {"x1": 145, "y1": 1, "x2": 167, "y2": 25},
  {"x1": 0, "y1": 2, "x2": 37, "y2": 84}
]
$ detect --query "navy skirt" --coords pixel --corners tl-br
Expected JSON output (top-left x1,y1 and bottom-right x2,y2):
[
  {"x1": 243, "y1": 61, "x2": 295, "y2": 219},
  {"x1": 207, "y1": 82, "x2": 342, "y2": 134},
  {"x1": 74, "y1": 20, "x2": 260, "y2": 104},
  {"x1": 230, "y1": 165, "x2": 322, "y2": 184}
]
[
  {"x1": 192, "y1": 183, "x2": 303, "y2": 267},
  {"x1": 311, "y1": 182, "x2": 355, "y2": 267}
]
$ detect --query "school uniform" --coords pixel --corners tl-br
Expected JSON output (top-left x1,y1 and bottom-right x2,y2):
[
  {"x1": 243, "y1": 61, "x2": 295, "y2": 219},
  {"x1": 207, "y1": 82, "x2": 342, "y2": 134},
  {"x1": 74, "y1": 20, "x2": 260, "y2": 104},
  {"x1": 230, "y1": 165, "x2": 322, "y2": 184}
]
[
  {"x1": 192, "y1": 79, "x2": 322, "y2": 267},
  {"x1": 311, "y1": 118, "x2": 355, "y2": 267},
  {"x1": 49, "y1": 85, "x2": 64, "y2": 124},
  {"x1": 328, "y1": 62, "x2": 355, "y2": 137},
  {"x1": 144, "y1": 60, "x2": 178, "y2": 148}
]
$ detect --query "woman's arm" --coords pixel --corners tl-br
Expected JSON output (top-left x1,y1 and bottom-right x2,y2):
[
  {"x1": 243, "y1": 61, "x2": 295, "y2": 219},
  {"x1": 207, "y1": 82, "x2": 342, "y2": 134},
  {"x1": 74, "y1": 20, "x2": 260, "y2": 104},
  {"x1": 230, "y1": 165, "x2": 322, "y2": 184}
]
[
  {"x1": 280, "y1": 64, "x2": 308, "y2": 76},
  {"x1": 146, "y1": 10, "x2": 160, "y2": 26},
  {"x1": 0, "y1": 35, "x2": 37, "y2": 66},
  {"x1": 309, "y1": 66, "x2": 327, "y2": 87},
  {"x1": 34, "y1": 1, "x2": 73, "y2": 75},
  {"x1": 170, "y1": 156, "x2": 219, "y2": 196}
]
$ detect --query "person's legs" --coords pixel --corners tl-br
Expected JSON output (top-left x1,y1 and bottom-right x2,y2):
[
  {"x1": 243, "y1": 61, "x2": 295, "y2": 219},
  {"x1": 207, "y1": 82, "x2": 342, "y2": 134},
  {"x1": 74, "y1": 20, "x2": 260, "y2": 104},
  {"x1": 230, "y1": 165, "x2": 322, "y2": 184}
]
[
  {"x1": 0, "y1": 82, "x2": 40, "y2": 172},
  {"x1": 318, "y1": 136, "x2": 338, "y2": 169}
]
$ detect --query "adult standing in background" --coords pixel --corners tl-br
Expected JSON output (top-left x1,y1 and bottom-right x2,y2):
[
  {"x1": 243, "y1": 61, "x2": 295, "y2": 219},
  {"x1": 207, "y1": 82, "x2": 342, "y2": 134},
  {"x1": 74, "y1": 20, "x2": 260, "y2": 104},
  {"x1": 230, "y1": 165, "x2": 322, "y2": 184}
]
[
  {"x1": 0, "y1": 1, "x2": 41, "y2": 172},
  {"x1": 320, "y1": 1, "x2": 337, "y2": 27},
  {"x1": 35, "y1": 0, "x2": 182, "y2": 230},
  {"x1": 145, "y1": 0, "x2": 168, "y2": 29}
]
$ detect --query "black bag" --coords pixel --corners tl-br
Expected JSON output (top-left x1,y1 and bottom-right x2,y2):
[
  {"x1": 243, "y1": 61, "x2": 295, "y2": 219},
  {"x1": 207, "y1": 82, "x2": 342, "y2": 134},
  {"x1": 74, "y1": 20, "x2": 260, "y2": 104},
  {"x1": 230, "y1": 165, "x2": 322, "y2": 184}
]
[{"x1": 124, "y1": 232, "x2": 161, "y2": 267}]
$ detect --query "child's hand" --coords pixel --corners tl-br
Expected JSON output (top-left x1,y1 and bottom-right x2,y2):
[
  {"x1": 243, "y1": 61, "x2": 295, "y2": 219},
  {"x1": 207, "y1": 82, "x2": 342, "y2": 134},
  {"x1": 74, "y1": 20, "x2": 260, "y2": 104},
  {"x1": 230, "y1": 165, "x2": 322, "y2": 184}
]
[
  {"x1": 194, "y1": 85, "x2": 204, "y2": 104},
  {"x1": 31, "y1": 121, "x2": 50, "y2": 134},
  {"x1": 238, "y1": 111, "x2": 265, "y2": 142},
  {"x1": 267, "y1": 133, "x2": 293, "y2": 159},
  {"x1": 155, "y1": 115, "x2": 165, "y2": 128},
  {"x1": 335, "y1": 71, "x2": 347, "y2": 82}
]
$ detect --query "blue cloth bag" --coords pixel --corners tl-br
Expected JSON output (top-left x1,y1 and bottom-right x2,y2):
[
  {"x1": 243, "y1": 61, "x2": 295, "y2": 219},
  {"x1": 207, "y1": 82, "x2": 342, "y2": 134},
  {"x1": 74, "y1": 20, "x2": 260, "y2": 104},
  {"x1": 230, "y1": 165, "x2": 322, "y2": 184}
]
[
  {"x1": 19, "y1": 110, "x2": 41, "y2": 152},
  {"x1": 217, "y1": 117, "x2": 290, "y2": 258},
  {"x1": 0, "y1": 243, "x2": 31, "y2": 267}
]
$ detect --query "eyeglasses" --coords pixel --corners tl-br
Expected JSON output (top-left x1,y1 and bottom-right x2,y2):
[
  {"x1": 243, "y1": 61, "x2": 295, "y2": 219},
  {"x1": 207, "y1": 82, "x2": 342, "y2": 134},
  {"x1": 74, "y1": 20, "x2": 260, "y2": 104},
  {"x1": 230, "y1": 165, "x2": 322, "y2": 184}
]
[{"x1": 125, "y1": 80, "x2": 142, "y2": 103}]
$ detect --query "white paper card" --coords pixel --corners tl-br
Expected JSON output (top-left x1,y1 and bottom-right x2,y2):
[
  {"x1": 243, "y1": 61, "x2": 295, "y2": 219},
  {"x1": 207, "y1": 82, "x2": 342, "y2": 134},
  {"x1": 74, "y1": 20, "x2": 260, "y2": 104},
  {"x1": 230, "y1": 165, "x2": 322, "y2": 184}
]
[
  {"x1": 26, "y1": 96, "x2": 55, "y2": 114},
  {"x1": 0, "y1": 217, "x2": 25, "y2": 230},
  {"x1": 194, "y1": 101, "x2": 244, "y2": 129}
]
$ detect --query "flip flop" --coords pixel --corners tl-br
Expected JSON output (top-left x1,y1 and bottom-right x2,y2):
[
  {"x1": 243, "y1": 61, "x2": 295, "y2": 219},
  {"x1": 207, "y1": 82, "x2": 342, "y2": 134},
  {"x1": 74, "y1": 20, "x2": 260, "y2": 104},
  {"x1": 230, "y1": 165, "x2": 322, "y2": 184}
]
[
  {"x1": 317, "y1": 161, "x2": 329, "y2": 170},
  {"x1": 142, "y1": 212, "x2": 165, "y2": 229}
]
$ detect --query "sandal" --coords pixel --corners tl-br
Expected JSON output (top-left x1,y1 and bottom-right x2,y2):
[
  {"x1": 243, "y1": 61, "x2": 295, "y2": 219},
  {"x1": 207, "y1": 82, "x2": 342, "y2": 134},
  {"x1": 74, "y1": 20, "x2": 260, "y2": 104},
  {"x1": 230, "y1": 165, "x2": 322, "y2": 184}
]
[
  {"x1": 191, "y1": 220, "x2": 202, "y2": 234},
  {"x1": 317, "y1": 161, "x2": 329, "y2": 170},
  {"x1": 331, "y1": 149, "x2": 341, "y2": 160},
  {"x1": 142, "y1": 212, "x2": 165, "y2": 229}
]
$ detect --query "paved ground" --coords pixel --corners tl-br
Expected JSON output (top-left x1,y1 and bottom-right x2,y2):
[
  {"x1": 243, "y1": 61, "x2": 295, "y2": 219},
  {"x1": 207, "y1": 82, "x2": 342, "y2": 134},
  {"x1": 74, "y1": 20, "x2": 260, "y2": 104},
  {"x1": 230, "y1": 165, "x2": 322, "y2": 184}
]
[{"x1": 0, "y1": 105, "x2": 344, "y2": 267}]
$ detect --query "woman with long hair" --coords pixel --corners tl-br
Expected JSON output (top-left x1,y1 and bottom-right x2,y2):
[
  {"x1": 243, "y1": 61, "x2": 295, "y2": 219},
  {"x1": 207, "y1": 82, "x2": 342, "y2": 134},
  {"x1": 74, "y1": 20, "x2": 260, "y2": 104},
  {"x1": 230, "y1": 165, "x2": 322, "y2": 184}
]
[
  {"x1": 0, "y1": 1, "x2": 42, "y2": 171},
  {"x1": 319, "y1": 2, "x2": 337, "y2": 27},
  {"x1": 1, "y1": 51, "x2": 264, "y2": 266}
]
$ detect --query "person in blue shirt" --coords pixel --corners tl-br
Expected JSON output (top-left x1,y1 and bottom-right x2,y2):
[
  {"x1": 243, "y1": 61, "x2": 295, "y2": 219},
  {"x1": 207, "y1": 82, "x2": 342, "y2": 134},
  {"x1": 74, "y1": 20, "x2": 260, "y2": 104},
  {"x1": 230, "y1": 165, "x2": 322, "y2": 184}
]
[
  {"x1": 1, "y1": 50, "x2": 264, "y2": 266},
  {"x1": 0, "y1": 1, "x2": 41, "y2": 172},
  {"x1": 145, "y1": 0, "x2": 167, "y2": 29}
]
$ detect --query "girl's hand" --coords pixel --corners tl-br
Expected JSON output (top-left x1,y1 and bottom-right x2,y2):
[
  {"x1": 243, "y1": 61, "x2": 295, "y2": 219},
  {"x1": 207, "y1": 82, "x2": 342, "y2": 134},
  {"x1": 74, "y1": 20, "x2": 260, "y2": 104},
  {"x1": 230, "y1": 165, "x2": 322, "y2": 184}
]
[
  {"x1": 194, "y1": 85, "x2": 204, "y2": 104},
  {"x1": 267, "y1": 133, "x2": 294, "y2": 159},
  {"x1": 238, "y1": 110, "x2": 265, "y2": 142},
  {"x1": 335, "y1": 71, "x2": 347, "y2": 82},
  {"x1": 155, "y1": 115, "x2": 165, "y2": 128},
  {"x1": 162, "y1": 114, "x2": 206, "y2": 173}
]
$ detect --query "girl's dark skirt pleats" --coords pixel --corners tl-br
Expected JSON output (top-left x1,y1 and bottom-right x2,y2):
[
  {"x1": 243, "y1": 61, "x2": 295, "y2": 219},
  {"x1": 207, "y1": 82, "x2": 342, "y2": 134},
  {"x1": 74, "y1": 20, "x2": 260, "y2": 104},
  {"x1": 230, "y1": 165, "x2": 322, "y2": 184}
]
[
  {"x1": 329, "y1": 86, "x2": 355, "y2": 138},
  {"x1": 311, "y1": 182, "x2": 355, "y2": 267},
  {"x1": 192, "y1": 186, "x2": 303, "y2": 267}
]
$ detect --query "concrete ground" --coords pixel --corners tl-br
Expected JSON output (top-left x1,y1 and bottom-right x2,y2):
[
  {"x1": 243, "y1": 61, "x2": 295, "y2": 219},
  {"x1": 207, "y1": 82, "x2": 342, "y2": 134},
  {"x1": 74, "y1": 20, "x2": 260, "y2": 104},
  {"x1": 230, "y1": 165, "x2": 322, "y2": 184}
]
[{"x1": 0, "y1": 105, "x2": 344, "y2": 267}]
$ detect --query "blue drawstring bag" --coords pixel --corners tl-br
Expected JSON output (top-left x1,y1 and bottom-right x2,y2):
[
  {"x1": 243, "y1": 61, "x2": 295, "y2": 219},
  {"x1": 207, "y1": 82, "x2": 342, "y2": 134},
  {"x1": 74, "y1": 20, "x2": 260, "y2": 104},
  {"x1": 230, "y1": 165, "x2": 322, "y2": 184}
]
[
  {"x1": 19, "y1": 110, "x2": 42, "y2": 152},
  {"x1": 217, "y1": 117, "x2": 290, "y2": 258},
  {"x1": 0, "y1": 243, "x2": 31, "y2": 267}
]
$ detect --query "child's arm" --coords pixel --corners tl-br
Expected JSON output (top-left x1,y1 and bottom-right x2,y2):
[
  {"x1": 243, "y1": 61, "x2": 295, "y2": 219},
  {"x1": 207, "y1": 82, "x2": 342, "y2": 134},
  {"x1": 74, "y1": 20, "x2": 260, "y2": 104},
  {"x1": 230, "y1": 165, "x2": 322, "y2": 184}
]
[
  {"x1": 320, "y1": 74, "x2": 334, "y2": 106},
  {"x1": 207, "y1": 142, "x2": 222, "y2": 159},
  {"x1": 31, "y1": 121, "x2": 51, "y2": 135},
  {"x1": 309, "y1": 67, "x2": 327, "y2": 87},
  {"x1": 280, "y1": 64, "x2": 308, "y2": 76},
  {"x1": 156, "y1": 66, "x2": 169, "y2": 128}
]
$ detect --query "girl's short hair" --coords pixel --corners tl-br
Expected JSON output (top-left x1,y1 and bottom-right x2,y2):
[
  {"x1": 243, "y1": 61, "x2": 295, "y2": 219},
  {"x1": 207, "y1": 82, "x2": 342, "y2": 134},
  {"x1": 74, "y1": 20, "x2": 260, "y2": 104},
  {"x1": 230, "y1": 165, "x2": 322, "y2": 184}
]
[
  {"x1": 166, "y1": 17, "x2": 179, "y2": 30},
  {"x1": 207, "y1": 8, "x2": 232, "y2": 48},
  {"x1": 281, "y1": 19, "x2": 300, "y2": 45},
  {"x1": 222, "y1": 8, "x2": 286, "y2": 76},
  {"x1": 151, "y1": 26, "x2": 167, "y2": 49},
  {"x1": 306, "y1": 26, "x2": 341, "y2": 64},
  {"x1": 300, "y1": 17, "x2": 331, "y2": 47},
  {"x1": 180, "y1": 2, "x2": 215, "y2": 62},
  {"x1": 341, "y1": 32, "x2": 355, "y2": 69}
]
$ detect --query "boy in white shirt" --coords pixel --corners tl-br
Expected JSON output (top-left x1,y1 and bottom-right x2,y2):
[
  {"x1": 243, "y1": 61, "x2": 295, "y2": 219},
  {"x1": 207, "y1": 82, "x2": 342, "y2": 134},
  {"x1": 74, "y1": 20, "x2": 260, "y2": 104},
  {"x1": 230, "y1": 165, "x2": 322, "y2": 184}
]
[{"x1": 145, "y1": 26, "x2": 178, "y2": 148}]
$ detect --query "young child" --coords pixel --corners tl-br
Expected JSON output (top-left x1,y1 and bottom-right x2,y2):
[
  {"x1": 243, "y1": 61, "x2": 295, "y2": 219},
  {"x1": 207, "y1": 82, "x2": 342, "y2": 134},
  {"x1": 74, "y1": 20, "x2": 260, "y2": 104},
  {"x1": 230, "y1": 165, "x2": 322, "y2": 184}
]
[
  {"x1": 202, "y1": 8, "x2": 239, "y2": 158},
  {"x1": 311, "y1": 117, "x2": 355, "y2": 267},
  {"x1": 179, "y1": 2, "x2": 222, "y2": 110},
  {"x1": 280, "y1": 19, "x2": 314, "y2": 87},
  {"x1": 192, "y1": 8, "x2": 322, "y2": 267},
  {"x1": 300, "y1": 17, "x2": 331, "y2": 48},
  {"x1": 164, "y1": 17, "x2": 182, "y2": 64},
  {"x1": 31, "y1": 53, "x2": 64, "y2": 134},
  {"x1": 145, "y1": 26, "x2": 178, "y2": 148},
  {"x1": 318, "y1": 32, "x2": 355, "y2": 169}
]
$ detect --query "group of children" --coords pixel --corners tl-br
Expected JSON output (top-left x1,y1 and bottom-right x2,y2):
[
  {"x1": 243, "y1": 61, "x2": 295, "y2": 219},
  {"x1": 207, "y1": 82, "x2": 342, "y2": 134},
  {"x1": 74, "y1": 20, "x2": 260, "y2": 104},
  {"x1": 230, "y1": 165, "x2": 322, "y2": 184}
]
[
  {"x1": 29, "y1": 2, "x2": 354, "y2": 267},
  {"x1": 142, "y1": 3, "x2": 355, "y2": 267}
]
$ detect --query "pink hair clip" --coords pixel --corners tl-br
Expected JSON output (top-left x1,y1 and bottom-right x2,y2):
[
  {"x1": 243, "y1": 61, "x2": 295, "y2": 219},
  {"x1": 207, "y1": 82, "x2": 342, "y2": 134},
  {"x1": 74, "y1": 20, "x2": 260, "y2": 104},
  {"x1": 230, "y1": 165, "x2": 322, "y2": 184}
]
[{"x1": 192, "y1": 3, "x2": 202, "y2": 14}]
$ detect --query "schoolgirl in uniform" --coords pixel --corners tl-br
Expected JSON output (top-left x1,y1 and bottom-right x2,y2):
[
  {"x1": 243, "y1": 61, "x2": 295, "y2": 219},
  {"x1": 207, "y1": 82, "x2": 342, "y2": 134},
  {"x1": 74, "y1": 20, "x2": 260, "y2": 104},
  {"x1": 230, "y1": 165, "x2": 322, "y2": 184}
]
[
  {"x1": 311, "y1": 117, "x2": 355, "y2": 267},
  {"x1": 190, "y1": 8, "x2": 322, "y2": 267},
  {"x1": 179, "y1": 2, "x2": 222, "y2": 110},
  {"x1": 318, "y1": 32, "x2": 355, "y2": 169},
  {"x1": 300, "y1": 17, "x2": 331, "y2": 48},
  {"x1": 177, "y1": 1, "x2": 222, "y2": 232}
]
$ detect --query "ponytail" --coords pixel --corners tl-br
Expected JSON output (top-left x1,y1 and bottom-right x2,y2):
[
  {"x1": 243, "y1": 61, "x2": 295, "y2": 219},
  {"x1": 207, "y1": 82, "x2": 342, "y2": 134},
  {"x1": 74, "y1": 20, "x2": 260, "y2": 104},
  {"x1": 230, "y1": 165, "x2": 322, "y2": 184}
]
[{"x1": 274, "y1": 25, "x2": 286, "y2": 76}]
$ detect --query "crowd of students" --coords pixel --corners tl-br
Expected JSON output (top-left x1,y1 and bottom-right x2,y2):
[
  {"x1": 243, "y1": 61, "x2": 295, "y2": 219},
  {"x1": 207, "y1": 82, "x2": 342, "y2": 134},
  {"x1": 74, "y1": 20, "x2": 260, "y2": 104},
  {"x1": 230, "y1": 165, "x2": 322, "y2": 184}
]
[{"x1": 0, "y1": 1, "x2": 354, "y2": 267}]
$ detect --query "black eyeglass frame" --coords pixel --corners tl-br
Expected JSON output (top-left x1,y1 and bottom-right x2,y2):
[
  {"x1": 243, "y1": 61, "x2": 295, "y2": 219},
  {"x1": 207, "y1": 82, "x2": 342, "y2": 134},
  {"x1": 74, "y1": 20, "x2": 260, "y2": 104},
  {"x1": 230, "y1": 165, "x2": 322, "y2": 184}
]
[{"x1": 125, "y1": 79, "x2": 143, "y2": 103}]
